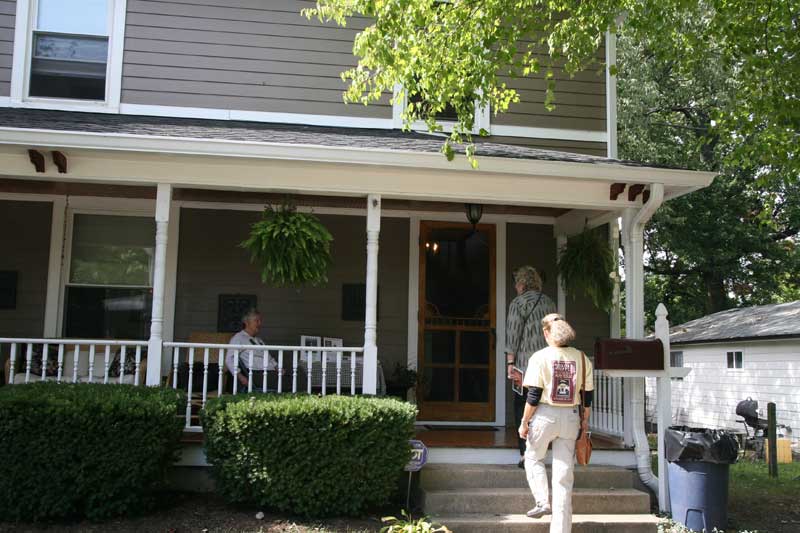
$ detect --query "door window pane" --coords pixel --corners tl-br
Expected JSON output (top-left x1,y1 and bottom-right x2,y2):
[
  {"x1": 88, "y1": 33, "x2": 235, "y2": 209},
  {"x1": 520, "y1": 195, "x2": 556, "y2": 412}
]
[
  {"x1": 425, "y1": 331, "x2": 456, "y2": 364},
  {"x1": 37, "y1": 0, "x2": 109, "y2": 35},
  {"x1": 461, "y1": 331, "x2": 489, "y2": 365},
  {"x1": 459, "y1": 369, "x2": 489, "y2": 402},
  {"x1": 69, "y1": 215, "x2": 155, "y2": 286},
  {"x1": 423, "y1": 367, "x2": 455, "y2": 402}
]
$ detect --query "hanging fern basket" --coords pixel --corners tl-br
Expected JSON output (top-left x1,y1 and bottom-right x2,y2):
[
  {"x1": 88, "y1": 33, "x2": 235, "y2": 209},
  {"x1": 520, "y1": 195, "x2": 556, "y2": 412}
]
[
  {"x1": 240, "y1": 205, "x2": 334, "y2": 287},
  {"x1": 556, "y1": 227, "x2": 615, "y2": 312}
]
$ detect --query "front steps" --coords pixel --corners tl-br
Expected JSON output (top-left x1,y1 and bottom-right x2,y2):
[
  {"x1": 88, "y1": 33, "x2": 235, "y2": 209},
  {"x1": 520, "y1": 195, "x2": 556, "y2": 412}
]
[{"x1": 420, "y1": 464, "x2": 660, "y2": 533}]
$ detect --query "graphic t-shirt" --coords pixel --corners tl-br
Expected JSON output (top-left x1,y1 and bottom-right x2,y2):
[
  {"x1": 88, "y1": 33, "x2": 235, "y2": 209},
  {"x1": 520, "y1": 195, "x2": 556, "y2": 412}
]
[{"x1": 522, "y1": 346, "x2": 594, "y2": 406}]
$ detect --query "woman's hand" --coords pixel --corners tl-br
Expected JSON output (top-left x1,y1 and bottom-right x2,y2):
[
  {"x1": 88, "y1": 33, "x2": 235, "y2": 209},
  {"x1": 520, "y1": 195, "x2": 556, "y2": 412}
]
[{"x1": 518, "y1": 421, "x2": 529, "y2": 439}]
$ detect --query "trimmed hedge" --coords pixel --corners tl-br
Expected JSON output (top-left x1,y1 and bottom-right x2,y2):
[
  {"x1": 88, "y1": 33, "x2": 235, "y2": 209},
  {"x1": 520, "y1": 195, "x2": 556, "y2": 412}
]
[
  {"x1": 202, "y1": 394, "x2": 417, "y2": 517},
  {"x1": 0, "y1": 382, "x2": 184, "y2": 522}
]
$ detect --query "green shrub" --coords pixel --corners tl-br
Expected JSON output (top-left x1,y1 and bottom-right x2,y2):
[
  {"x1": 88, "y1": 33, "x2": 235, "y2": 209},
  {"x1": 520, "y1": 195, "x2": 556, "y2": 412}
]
[
  {"x1": 0, "y1": 382, "x2": 184, "y2": 522},
  {"x1": 202, "y1": 394, "x2": 417, "y2": 517}
]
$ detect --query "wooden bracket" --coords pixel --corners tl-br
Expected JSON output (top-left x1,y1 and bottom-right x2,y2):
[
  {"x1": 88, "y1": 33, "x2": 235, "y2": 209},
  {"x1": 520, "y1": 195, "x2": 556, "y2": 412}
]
[
  {"x1": 52, "y1": 151, "x2": 68, "y2": 174},
  {"x1": 28, "y1": 149, "x2": 45, "y2": 173},
  {"x1": 610, "y1": 183, "x2": 626, "y2": 201},
  {"x1": 628, "y1": 184, "x2": 645, "y2": 202}
]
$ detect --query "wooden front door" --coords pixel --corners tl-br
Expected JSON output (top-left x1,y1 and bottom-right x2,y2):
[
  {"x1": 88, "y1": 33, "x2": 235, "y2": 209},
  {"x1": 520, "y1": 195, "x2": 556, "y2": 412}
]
[{"x1": 417, "y1": 221, "x2": 496, "y2": 421}]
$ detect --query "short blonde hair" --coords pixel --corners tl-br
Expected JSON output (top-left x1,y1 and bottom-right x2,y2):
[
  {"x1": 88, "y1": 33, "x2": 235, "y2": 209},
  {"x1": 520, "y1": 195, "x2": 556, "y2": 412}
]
[
  {"x1": 542, "y1": 313, "x2": 576, "y2": 346},
  {"x1": 513, "y1": 266, "x2": 543, "y2": 292}
]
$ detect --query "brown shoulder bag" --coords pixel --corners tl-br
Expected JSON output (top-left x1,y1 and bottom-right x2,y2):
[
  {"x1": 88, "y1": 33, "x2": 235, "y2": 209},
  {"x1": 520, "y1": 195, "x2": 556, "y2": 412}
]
[{"x1": 575, "y1": 351, "x2": 592, "y2": 465}]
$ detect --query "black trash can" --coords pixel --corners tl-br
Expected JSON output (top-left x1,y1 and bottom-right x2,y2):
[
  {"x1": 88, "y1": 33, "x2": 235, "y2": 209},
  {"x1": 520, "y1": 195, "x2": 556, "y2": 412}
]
[{"x1": 665, "y1": 426, "x2": 739, "y2": 532}]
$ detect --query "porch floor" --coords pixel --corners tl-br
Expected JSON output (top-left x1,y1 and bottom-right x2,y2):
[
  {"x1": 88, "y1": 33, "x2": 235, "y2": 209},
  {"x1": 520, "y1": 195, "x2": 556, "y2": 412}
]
[{"x1": 414, "y1": 427, "x2": 627, "y2": 450}]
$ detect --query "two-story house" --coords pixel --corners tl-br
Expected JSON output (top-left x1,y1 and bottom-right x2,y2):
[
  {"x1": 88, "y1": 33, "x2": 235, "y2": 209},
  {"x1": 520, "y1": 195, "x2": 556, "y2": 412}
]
[{"x1": 0, "y1": 0, "x2": 713, "y2": 499}]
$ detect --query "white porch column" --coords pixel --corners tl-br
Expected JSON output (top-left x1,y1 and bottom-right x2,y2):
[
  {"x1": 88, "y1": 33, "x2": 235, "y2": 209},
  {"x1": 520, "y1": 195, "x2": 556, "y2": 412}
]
[
  {"x1": 362, "y1": 194, "x2": 381, "y2": 395},
  {"x1": 43, "y1": 198, "x2": 66, "y2": 337},
  {"x1": 556, "y1": 234, "x2": 567, "y2": 316},
  {"x1": 146, "y1": 184, "x2": 172, "y2": 386}
]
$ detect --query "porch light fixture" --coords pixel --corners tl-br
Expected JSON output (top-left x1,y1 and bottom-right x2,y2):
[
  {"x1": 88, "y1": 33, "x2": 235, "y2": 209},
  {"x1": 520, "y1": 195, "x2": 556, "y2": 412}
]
[{"x1": 464, "y1": 203, "x2": 483, "y2": 228}]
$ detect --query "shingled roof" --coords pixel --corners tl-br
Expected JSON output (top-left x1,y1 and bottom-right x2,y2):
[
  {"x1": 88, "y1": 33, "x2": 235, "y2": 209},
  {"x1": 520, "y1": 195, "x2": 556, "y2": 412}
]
[
  {"x1": 670, "y1": 301, "x2": 800, "y2": 345},
  {"x1": 0, "y1": 108, "x2": 658, "y2": 167}
]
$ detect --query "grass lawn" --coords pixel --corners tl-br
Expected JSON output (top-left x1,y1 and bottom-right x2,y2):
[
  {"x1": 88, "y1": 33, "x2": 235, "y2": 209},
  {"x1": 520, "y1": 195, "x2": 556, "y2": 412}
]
[{"x1": 652, "y1": 454, "x2": 800, "y2": 532}]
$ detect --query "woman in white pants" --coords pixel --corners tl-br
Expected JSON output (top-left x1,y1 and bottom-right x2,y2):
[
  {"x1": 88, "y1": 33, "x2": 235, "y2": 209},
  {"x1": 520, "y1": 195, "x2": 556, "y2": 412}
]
[{"x1": 518, "y1": 313, "x2": 593, "y2": 533}]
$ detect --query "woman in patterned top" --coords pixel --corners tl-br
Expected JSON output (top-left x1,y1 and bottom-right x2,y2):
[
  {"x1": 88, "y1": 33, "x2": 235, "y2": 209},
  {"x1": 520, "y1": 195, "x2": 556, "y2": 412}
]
[{"x1": 505, "y1": 266, "x2": 557, "y2": 467}]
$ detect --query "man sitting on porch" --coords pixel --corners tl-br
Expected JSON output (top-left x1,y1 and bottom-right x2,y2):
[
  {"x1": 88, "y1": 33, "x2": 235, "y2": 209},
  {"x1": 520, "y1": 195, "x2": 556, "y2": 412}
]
[{"x1": 226, "y1": 308, "x2": 280, "y2": 392}]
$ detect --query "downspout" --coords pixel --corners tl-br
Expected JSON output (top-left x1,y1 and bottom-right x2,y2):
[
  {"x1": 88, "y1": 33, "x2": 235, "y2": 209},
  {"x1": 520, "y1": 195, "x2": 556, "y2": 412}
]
[{"x1": 624, "y1": 183, "x2": 664, "y2": 494}]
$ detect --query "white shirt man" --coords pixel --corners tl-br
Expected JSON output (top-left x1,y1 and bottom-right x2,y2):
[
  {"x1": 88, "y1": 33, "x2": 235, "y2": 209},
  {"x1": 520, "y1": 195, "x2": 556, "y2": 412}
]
[{"x1": 225, "y1": 310, "x2": 277, "y2": 390}]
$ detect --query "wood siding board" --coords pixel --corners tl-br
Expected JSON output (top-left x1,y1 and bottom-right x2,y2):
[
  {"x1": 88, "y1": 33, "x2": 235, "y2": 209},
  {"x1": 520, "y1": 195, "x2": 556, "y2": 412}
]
[
  {"x1": 123, "y1": 76, "x2": 356, "y2": 103},
  {"x1": 123, "y1": 39, "x2": 359, "y2": 67},
  {"x1": 0, "y1": 201, "x2": 52, "y2": 345},
  {"x1": 127, "y1": 0, "x2": 372, "y2": 30},
  {"x1": 0, "y1": 0, "x2": 11, "y2": 97},
  {"x1": 122, "y1": 64, "x2": 350, "y2": 90},
  {"x1": 121, "y1": 91, "x2": 391, "y2": 116},
  {"x1": 480, "y1": 137, "x2": 606, "y2": 157},
  {"x1": 495, "y1": 113, "x2": 606, "y2": 131},
  {"x1": 123, "y1": 52, "x2": 351, "y2": 78},
  {"x1": 125, "y1": 13, "x2": 361, "y2": 41},
  {"x1": 125, "y1": 25, "x2": 357, "y2": 53}
]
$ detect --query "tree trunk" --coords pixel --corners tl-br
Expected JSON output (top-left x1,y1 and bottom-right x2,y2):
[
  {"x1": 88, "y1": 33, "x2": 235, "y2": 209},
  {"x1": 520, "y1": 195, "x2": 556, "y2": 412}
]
[{"x1": 703, "y1": 273, "x2": 730, "y2": 314}]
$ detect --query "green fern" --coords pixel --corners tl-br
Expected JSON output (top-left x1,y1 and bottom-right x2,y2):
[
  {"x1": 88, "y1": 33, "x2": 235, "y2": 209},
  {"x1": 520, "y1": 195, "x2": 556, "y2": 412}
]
[
  {"x1": 557, "y1": 226, "x2": 615, "y2": 312},
  {"x1": 240, "y1": 205, "x2": 333, "y2": 287}
]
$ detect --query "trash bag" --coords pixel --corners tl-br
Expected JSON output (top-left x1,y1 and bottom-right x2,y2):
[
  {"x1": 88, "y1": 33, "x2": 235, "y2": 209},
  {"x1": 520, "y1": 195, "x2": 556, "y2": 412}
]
[{"x1": 665, "y1": 426, "x2": 739, "y2": 464}]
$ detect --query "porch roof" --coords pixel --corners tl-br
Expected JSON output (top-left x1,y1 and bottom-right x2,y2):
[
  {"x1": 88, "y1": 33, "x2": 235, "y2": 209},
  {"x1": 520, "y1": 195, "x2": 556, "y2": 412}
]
[
  {"x1": 0, "y1": 108, "x2": 638, "y2": 167},
  {"x1": 0, "y1": 108, "x2": 715, "y2": 212}
]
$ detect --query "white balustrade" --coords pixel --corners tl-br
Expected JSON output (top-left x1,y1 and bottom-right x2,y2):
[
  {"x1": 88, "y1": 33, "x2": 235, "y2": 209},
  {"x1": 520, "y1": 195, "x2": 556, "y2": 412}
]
[
  {"x1": 1, "y1": 338, "x2": 148, "y2": 386},
  {"x1": 590, "y1": 370, "x2": 625, "y2": 438},
  {"x1": 163, "y1": 342, "x2": 368, "y2": 430}
]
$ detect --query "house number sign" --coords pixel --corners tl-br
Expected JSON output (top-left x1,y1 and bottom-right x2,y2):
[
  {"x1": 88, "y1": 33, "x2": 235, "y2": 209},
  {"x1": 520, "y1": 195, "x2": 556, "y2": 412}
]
[{"x1": 405, "y1": 439, "x2": 428, "y2": 472}]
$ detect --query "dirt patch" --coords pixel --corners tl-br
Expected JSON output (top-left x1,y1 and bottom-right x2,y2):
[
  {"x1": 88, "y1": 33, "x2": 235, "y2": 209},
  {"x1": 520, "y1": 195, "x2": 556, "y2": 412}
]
[{"x1": 0, "y1": 493, "x2": 384, "y2": 533}]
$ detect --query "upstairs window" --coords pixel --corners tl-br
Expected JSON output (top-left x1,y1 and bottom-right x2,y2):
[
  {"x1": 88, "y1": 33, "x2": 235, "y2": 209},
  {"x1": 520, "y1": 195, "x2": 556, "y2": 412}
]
[
  {"x1": 29, "y1": 0, "x2": 110, "y2": 100},
  {"x1": 726, "y1": 350, "x2": 743, "y2": 370}
]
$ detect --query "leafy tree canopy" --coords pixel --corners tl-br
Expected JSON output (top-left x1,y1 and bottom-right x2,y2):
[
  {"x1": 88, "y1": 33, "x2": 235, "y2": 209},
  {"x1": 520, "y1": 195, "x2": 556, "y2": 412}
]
[
  {"x1": 616, "y1": 15, "x2": 800, "y2": 328},
  {"x1": 306, "y1": 0, "x2": 798, "y2": 186}
]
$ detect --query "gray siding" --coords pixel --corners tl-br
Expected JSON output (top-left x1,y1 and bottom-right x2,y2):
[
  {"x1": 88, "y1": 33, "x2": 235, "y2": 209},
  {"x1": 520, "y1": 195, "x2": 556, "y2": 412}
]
[
  {"x1": 0, "y1": 201, "x2": 52, "y2": 374},
  {"x1": 121, "y1": 0, "x2": 391, "y2": 117},
  {"x1": 504, "y1": 222, "x2": 609, "y2": 424},
  {"x1": 495, "y1": 48, "x2": 607, "y2": 132},
  {"x1": 0, "y1": 0, "x2": 14, "y2": 97},
  {"x1": 174, "y1": 209, "x2": 409, "y2": 373},
  {"x1": 481, "y1": 136, "x2": 607, "y2": 157}
]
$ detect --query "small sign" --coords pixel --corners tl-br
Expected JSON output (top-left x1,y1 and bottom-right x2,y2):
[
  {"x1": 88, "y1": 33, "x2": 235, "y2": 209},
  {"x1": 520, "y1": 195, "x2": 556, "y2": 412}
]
[{"x1": 405, "y1": 440, "x2": 428, "y2": 472}]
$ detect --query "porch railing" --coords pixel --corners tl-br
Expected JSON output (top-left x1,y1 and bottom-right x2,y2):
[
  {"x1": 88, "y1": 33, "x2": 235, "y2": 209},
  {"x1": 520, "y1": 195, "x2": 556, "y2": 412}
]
[
  {"x1": 1, "y1": 338, "x2": 147, "y2": 386},
  {"x1": 589, "y1": 370, "x2": 625, "y2": 438},
  {"x1": 164, "y1": 342, "x2": 365, "y2": 430}
]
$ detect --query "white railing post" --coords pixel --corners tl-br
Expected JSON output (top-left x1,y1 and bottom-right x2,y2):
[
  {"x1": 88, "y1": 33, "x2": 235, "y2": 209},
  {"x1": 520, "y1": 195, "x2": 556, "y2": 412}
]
[
  {"x1": 362, "y1": 194, "x2": 381, "y2": 395},
  {"x1": 147, "y1": 183, "x2": 172, "y2": 386},
  {"x1": 655, "y1": 303, "x2": 673, "y2": 513}
]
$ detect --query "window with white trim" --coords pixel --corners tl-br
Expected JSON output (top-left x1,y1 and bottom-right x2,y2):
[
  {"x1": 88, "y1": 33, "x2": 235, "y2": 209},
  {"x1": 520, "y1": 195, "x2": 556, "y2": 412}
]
[
  {"x1": 670, "y1": 350, "x2": 684, "y2": 381},
  {"x1": 393, "y1": 85, "x2": 490, "y2": 134},
  {"x1": 63, "y1": 214, "x2": 154, "y2": 340},
  {"x1": 12, "y1": 0, "x2": 125, "y2": 108},
  {"x1": 29, "y1": 0, "x2": 110, "y2": 100},
  {"x1": 726, "y1": 350, "x2": 743, "y2": 370}
]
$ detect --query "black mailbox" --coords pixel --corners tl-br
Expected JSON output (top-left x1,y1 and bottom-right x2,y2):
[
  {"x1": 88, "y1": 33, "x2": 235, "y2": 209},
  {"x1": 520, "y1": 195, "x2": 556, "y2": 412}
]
[{"x1": 594, "y1": 338, "x2": 664, "y2": 371}]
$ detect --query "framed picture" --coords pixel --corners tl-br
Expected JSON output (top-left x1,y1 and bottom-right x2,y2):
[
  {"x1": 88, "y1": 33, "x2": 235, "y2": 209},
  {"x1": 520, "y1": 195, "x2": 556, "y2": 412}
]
[
  {"x1": 323, "y1": 337, "x2": 343, "y2": 361},
  {"x1": 300, "y1": 335, "x2": 321, "y2": 362}
]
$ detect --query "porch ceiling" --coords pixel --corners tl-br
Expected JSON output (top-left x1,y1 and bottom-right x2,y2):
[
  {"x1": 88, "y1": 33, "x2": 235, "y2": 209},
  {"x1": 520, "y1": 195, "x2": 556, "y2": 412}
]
[{"x1": 0, "y1": 108, "x2": 715, "y2": 212}]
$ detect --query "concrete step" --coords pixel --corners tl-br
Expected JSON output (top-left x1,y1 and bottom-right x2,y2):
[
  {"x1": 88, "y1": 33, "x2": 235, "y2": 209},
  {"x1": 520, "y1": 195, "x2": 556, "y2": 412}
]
[
  {"x1": 431, "y1": 513, "x2": 660, "y2": 533},
  {"x1": 420, "y1": 464, "x2": 635, "y2": 491},
  {"x1": 421, "y1": 487, "x2": 651, "y2": 516}
]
